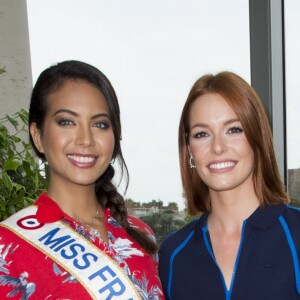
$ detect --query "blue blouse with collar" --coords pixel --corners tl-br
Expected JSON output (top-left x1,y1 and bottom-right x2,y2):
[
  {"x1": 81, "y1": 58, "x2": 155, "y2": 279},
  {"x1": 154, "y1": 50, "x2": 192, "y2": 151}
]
[{"x1": 159, "y1": 204, "x2": 300, "y2": 300}]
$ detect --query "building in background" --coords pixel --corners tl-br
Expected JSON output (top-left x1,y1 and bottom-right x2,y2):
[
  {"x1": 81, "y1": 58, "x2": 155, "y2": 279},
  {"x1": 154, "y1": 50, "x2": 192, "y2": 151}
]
[
  {"x1": 0, "y1": 0, "x2": 32, "y2": 117},
  {"x1": 288, "y1": 169, "x2": 300, "y2": 206}
]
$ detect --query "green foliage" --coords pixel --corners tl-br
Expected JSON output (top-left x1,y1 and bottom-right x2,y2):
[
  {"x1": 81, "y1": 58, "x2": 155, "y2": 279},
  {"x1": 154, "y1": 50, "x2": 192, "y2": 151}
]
[
  {"x1": 127, "y1": 199, "x2": 201, "y2": 244},
  {"x1": 140, "y1": 211, "x2": 186, "y2": 245},
  {"x1": 0, "y1": 66, "x2": 5, "y2": 75},
  {"x1": 290, "y1": 198, "x2": 300, "y2": 208},
  {"x1": 125, "y1": 198, "x2": 166, "y2": 209},
  {"x1": 166, "y1": 201, "x2": 178, "y2": 210},
  {"x1": 0, "y1": 109, "x2": 47, "y2": 221},
  {"x1": 125, "y1": 198, "x2": 141, "y2": 208},
  {"x1": 182, "y1": 207, "x2": 202, "y2": 223},
  {"x1": 142, "y1": 199, "x2": 164, "y2": 209}
]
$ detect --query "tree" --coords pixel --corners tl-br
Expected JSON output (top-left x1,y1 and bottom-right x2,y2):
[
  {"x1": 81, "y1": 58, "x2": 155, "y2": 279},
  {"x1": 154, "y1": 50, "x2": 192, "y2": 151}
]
[
  {"x1": 142, "y1": 199, "x2": 163, "y2": 209},
  {"x1": 0, "y1": 109, "x2": 48, "y2": 220},
  {"x1": 124, "y1": 198, "x2": 141, "y2": 208},
  {"x1": 290, "y1": 198, "x2": 300, "y2": 208},
  {"x1": 166, "y1": 201, "x2": 178, "y2": 210},
  {"x1": 140, "y1": 210, "x2": 186, "y2": 245}
]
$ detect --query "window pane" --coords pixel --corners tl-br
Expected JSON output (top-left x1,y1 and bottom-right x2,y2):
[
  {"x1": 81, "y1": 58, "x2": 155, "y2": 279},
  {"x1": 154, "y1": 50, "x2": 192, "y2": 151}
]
[
  {"x1": 285, "y1": 0, "x2": 300, "y2": 205},
  {"x1": 27, "y1": 0, "x2": 250, "y2": 210}
]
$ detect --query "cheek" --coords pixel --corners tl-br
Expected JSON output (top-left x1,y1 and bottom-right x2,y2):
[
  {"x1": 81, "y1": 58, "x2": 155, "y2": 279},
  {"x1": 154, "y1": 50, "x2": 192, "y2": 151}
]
[
  {"x1": 108, "y1": 136, "x2": 115, "y2": 155},
  {"x1": 99, "y1": 133, "x2": 115, "y2": 157},
  {"x1": 41, "y1": 129, "x2": 69, "y2": 153},
  {"x1": 189, "y1": 142, "x2": 208, "y2": 161},
  {"x1": 235, "y1": 140, "x2": 254, "y2": 159},
  {"x1": 247, "y1": 149, "x2": 255, "y2": 168}
]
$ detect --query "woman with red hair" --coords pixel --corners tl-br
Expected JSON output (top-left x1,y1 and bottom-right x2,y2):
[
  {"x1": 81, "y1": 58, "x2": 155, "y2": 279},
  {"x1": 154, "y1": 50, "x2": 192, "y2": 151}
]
[{"x1": 159, "y1": 71, "x2": 299, "y2": 300}]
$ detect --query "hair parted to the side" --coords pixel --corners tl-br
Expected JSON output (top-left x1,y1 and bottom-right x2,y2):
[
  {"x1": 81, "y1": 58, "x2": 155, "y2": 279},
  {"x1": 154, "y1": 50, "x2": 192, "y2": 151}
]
[
  {"x1": 179, "y1": 71, "x2": 289, "y2": 215},
  {"x1": 29, "y1": 60, "x2": 158, "y2": 254}
]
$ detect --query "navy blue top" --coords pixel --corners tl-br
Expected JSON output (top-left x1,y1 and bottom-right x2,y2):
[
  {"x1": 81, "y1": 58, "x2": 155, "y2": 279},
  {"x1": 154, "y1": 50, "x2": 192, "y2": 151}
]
[{"x1": 159, "y1": 204, "x2": 300, "y2": 300}]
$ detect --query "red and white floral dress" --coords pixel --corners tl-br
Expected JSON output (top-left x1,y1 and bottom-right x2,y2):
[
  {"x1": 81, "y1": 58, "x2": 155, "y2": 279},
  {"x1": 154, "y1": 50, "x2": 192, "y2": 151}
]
[{"x1": 0, "y1": 193, "x2": 165, "y2": 299}]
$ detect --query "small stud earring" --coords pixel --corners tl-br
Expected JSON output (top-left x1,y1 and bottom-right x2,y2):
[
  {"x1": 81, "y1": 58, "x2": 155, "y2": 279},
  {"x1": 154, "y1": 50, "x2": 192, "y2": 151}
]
[{"x1": 189, "y1": 156, "x2": 196, "y2": 169}]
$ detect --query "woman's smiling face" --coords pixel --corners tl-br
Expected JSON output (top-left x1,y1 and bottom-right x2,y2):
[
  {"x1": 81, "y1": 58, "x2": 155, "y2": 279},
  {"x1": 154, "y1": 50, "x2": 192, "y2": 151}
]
[
  {"x1": 30, "y1": 79, "x2": 115, "y2": 189},
  {"x1": 188, "y1": 92, "x2": 255, "y2": 193}
]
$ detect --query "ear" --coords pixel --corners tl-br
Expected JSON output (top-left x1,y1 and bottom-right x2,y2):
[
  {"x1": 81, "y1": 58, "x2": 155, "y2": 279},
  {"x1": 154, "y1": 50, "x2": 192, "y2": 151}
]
[{"x1": 30, "y1": 123, "x2": 44, "y2": 154}]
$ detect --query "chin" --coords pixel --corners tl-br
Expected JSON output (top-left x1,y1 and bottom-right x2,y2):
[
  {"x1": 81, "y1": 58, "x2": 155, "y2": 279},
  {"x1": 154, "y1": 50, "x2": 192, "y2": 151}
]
[
  {"x1": 209, "y1": 183, "x2": 237, "y2": 192},
  {"x1": 70, "y1": 178, "x2": 98, "y2": 187}
]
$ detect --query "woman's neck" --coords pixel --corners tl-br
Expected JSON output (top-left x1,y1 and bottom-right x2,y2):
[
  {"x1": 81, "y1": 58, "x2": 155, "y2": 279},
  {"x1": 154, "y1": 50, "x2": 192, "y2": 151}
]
[
  {"x1": 47, "y1": 180, "x2": 100, "y2": 219},
  {"x1": 208, "y1": 188, "x2": 260, "y2": 233}
]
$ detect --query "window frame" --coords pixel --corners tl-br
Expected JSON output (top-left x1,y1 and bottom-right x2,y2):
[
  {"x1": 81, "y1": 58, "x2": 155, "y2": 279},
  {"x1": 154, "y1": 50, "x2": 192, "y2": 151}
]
[{"x1": 249, "y1": 0, "x2": 287, "y2": 184}]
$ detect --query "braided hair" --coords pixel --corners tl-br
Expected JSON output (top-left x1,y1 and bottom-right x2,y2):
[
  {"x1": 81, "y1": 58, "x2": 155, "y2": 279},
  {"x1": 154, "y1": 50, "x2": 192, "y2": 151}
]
[{"x1": 29, "y1": 60, "x2": 158, "y2": 254}]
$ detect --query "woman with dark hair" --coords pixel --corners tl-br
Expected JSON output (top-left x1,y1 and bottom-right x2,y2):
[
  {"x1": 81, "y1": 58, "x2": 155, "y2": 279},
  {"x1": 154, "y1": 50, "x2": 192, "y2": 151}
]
[
  {"x1": 159, "y1": 71, "x2": 300, "y2": 299},
  {"x1": 0, "y1": 60, "x2": 164, "y2": 299}
]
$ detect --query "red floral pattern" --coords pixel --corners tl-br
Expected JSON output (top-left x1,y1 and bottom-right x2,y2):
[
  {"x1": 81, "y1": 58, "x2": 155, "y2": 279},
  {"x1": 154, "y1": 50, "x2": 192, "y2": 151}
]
[{"x1": 0, "y1": 193, "x2": 164, "y2": 299}]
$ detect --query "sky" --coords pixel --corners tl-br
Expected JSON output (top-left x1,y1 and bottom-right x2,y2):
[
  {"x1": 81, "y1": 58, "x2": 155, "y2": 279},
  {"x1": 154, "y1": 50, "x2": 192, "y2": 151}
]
[{"x1": 26, "y1": 0, "x2": 299, "y2": 210}]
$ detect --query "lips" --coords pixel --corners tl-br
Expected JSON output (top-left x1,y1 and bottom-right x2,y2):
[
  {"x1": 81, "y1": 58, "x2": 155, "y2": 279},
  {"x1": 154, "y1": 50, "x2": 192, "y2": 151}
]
[
  {"x1": 208, "y1": 161, "x2": 236, "y2": 170},
  {"x1": 67, "y1": 154, "x2": 98, "y2": 168}
]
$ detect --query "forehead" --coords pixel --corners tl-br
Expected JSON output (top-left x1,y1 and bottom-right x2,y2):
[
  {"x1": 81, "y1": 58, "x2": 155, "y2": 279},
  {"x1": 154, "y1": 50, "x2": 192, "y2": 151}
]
[
  {"x1": 189, "y1": 93, "x2": 238, "y2": 125},
  {"x1": 46, "y1": 79, "x2": 109, "y2": 113}
]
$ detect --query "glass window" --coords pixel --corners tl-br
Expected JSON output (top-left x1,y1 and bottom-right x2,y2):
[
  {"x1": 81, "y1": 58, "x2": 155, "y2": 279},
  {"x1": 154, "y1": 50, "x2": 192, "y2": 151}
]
[
  {"x1": 285, "y1": 0, "x2": 300, "y2": 206},
  {"x1": 27, "y1": 0, "x2": 250, "y2": 210}
]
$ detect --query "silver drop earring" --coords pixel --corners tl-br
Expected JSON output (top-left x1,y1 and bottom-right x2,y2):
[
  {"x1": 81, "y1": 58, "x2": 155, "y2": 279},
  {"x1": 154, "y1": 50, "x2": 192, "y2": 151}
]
[{"x1": 189, "y1": 156, "x2": 196, "y2": 169}]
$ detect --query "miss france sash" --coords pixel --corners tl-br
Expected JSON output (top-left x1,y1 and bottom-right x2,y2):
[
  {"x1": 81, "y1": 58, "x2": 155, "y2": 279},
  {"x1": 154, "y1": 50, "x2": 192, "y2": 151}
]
[{"x1": 1, "y1": 206, "x2": 141, "y2": 300}]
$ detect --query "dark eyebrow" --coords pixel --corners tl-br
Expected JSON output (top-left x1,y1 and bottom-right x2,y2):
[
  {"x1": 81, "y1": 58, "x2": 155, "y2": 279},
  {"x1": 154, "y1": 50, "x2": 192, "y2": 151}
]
[
  {"x1": 52, "y1": 109, "x2": 111, "y2": 120},
  {"x1": 52, "y1": 109, "x2": 79, "y2": 117},
  {"x1": 91, "y1": 113, "x2": 111, "y2": 120}
]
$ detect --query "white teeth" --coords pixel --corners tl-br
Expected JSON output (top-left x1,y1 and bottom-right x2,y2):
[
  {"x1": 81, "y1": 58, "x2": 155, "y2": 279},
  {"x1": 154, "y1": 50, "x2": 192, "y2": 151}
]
[
  {"x1": 67, "y1": 155, "x2": 95, "y2": 163},
  {"x1": 209, "y1": 161, "x2": 235, "y2": 170}
]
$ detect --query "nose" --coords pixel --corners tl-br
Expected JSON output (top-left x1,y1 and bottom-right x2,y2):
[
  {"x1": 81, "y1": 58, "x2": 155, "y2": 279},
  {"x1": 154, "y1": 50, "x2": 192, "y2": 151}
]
[
  {"x1": 74, "y1": 125, "x2": 94, "y2": 147},
  {"x1": 211, "y1": 134, "x2": 227, "y2": 155}
]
